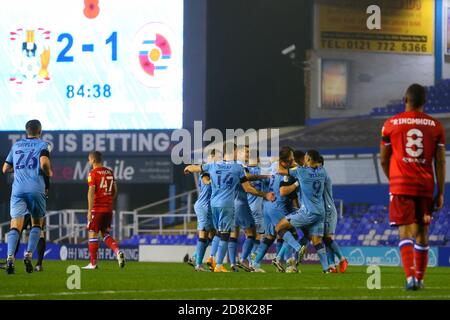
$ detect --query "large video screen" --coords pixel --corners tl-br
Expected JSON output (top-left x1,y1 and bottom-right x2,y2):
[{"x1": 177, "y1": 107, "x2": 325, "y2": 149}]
[
  {"x1": 0, "y1": 0, "x2": 183, "y2": 130},
  {"x1": 320, "y1": 60, "x2": 349, "y2": 109}
]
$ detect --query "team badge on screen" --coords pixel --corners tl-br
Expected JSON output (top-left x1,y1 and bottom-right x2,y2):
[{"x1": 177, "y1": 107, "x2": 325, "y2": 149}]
[
  {"x1": 132, "y1": 22, "x2": 177, "y2": 88},
  {"x1": 9, "y1": 28, "x2": 51, "y2": 85}
]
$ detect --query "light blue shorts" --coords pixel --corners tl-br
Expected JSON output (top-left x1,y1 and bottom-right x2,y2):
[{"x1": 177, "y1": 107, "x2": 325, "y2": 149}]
[
  {"x1": 10, "y1": 192, "x2": 46, "y2": 220},
  {"x1": 263, "y1": 205, "x2": 276, "y2": 236},
  {"x1": 194, "y1": 203, "x2": 213, "y2": 231},
  {"x1": 324, "y1": 209, "x2": 337, "y2": 235},
  {"x1": 212, "y1": 207, "x2": 234, "y2": 232},
  {"x1": 234, "y1": 204, "x2": 255, "y2": 230},
  {"x1": 250, "y1": 200, "x2": 264, "y2": 234},
  {"x1": 286, "y1": 208, "x2": 324, "y2": 237}
]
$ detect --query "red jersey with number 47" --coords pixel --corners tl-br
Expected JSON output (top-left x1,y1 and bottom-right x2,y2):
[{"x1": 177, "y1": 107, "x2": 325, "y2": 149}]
[
  {"x1": 88, "y1": 167, "x2": 115, "y2": 213},
  {"x1": 381, "y1": 111, "x2": 445, "y2": 198}
]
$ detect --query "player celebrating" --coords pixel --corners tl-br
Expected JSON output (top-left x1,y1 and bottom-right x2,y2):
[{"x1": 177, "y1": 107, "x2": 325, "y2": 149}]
[
  {"x1": 246, "y1": 153, "x2": 266, "y2": 264},
  {"x1": 231, "y1": 145, "x2": 268, "y2": 272},
  {"x1": 380, "y1": 84, "x2": 446, "y2": 290},
  {"x1": 280, "y1": 150, "x2": 330, "y2": 273},
  {"x1": 319, "y1": 156, "x2": 348, "y2": 273},
  {"x1": 187, "y1": 150, "x2": 215, "y2": 272},
  {"x1": 82, "y1": 151, "x2": 125, "y2": 270},
  {"x1": 184, "y1": 143, "x2": 275, "y2": 272},
  {"x1": 252, "y1": 147, "x2": 302, "y2": 272},
  {"x1": 2, "y1": 120, "x2": 52, "y2": 274}
]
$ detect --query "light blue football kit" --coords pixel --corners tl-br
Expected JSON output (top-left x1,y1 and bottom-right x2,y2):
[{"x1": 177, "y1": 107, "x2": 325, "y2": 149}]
[
  {"x1": 201, "y1": 161, "x2": 247, "y2": 267},
  {"x1": 6, "y1": 138, "x2": 49, "y2": 219},
  {"x1": 194, "y1": 173, "x2": 213, "y2": 231},
  {"x1": 5, "y1": 137, "x2": 50, "y2": 259}
]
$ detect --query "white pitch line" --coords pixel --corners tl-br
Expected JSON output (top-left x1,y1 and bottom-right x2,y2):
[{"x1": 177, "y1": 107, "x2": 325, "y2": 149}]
[
  {"x1": 0, "y1": 287, "x2": 284, "y2": 299},
  {"x1": 1, "y1": 286, "x2": 449, "y2": 299},
  {"x1": 270, "y1": 295, "x2": 450, "y2": 300}
]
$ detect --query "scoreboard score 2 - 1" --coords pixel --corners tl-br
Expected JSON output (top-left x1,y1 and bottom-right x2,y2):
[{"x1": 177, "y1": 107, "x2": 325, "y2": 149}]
[{"x1": 0, "y1": 0, "x2": 183, "y2": 130}]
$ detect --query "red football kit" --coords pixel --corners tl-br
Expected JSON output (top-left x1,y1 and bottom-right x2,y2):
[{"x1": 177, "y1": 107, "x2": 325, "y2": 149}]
[
  {"x1": 87, "y1": 166, "x2": 115, "y2": 233},
  {"x1": 381, "y1": 111, "x2": 445, "y2": 226}
]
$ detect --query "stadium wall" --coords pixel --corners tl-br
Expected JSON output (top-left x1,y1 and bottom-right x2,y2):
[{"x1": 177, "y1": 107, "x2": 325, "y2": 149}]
[{"x1": 308, "y1": 0, "x2": 446, "y2": 120}]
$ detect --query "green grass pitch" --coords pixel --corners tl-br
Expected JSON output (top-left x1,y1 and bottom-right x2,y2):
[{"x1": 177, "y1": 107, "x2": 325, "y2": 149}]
[{"x1": 1, "y1": 261, "x2": 450, "y2": 300}]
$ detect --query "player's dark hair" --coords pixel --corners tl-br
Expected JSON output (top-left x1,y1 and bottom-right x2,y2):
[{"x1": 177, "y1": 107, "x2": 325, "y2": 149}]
[
  {"x1": 223, "y1": 142, "x2": 237, "y2": 156},
  {"x1": 294, "y1": 150, "x2": 305, "y2": 163},
  {"x1": 405, "y1": 84, "x2": 426, "y2": 109},
  {"x1": 306, "y1": 150, "x2": 321, "y2": 163},
  {"x1": 279, "y1": 146, "x2": 294, "y2": 162},
  {"x1": 25, "y1": 119, "x2": 42, "y2": 136},
  {"x1": 318, "y1": 155, "x2": 324, "y2": 165},
  {"x1": 89, "y1": 151, "x2": 103, "y2": 163}
]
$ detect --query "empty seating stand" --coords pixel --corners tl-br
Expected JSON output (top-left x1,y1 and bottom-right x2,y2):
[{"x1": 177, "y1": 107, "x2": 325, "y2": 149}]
[
  {"x1": 370, "y1": 79, "x2": 450, "y2": 116},
  {"x1": 120, "y1": 204, "x2": 450, "y2": 247}
]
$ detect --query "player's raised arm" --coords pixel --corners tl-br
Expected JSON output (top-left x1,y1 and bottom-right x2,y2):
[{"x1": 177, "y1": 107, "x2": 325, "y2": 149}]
[
  {"x1": 241, "y1": 180, "x2": 275, "y2": 201},
  {"x1": 434, "y1": 145, "x2": 446, "y2": 210},
  {"x1": 280, "y1": 179, "x2": 299, "y2": 197},
  {"x1": 184, "y1": 164, "x2": 202, "y2": 174},
  {"x1": 245, "y1": 173, "x2": 271, "y2": 181}
]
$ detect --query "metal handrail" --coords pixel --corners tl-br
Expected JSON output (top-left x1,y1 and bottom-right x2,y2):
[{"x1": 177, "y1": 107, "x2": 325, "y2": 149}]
[
  {"x1": 134, "y1": 189, "x2": 197, "y2": 213},
  {"x1": 119, "y1": 213, "x2": 197, "y2": 238}
]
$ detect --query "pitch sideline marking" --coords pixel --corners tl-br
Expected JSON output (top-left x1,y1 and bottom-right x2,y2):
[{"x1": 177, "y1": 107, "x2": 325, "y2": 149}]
[{"x1": 1, "y1": 286, "x2": 450, "y2": 299}]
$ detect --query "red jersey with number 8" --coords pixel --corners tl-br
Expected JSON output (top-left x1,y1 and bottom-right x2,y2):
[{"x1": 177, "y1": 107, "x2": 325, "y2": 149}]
[
  {"x1": 88, "y1": 167, "x2": 115, "y2": 213},
  {"x1": 381, "y1": 111, "x2": 445, "y2": 198}
]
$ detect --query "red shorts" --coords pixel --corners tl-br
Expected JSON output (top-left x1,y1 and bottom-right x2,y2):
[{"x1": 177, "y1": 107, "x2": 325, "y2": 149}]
[
  {"x1": 88, "y1": 212, "x2": 112, "y2": 233},
  {"x1": 389, "y1": 195, "x2": 433, "y2": 226}
]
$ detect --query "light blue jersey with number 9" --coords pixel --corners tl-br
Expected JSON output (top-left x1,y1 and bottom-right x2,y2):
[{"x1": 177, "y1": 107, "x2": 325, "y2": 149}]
[
  {"x1": 289, "y1": 166, "x2": 327, "y2": 216},
  {"x1": 6, "y1": 138, "x2": 50, "y2": 195}
]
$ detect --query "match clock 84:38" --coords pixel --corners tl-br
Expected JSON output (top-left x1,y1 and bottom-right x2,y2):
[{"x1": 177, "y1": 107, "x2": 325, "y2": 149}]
[{"x1": 66, "y1": 84, "x2": 111, "y2": 99}]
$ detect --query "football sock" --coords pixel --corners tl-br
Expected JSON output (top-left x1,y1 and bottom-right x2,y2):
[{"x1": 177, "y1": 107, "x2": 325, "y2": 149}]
[
  {"x1": 241, "y1": 236, "x2": 254, "y2": 261},
  {"x1": 228, "y1": 238, "x2": 237, "y2": 265},
  {"x1": 399, "y1": 239, "x2": 415, "y2": 278},
  {"x1": 314, "y1": 243, "x2": 329, "y2": 271},
  {"x1": 217, "y1": 240, "x2": 228, "y2": 265},
  {"x1": 277, "y1": 242, "x2": 289, "y2": 261},
  {"x1": 255, "y1": 238, "x2": 273, "y2": 264},
  {"x1": 414, "y1": 244, "x2": 429, "y2": 281},
  {"x1": 104, "y1": 234, "x2": 119, "y2": 254},
  {"x1": 329, "y1": 240, "x2": 343, "y2": 260},
  {"x1": 282, "y1": 231, "x2": 301, "y2": 252},
  {"x1": 210, "y1": 235, "x2": 220, "y2": 258},
  {"x1": 27, "y1": 226, "x2": 41, "y2": 254},
  {"x1": 195, "y1": 238, "x2": 208, "y2": 266},
  {"x1": 326, "y1": 246, "x2": 336, "y2": 267},
  {"x1": 89, "y1": 238, "x2": 99, "y2": 265},
  {"x1": 284, "y1": 246, "x2": 292, "y2": 261},
  {"x1": 251, "y1": 239, "x2": 260, "y2": 254},
  {"x1": 276, "y1": 239, "x2": 283, "y2": 255},
  {"x1": 7, "y1": 229, "x2": 20, "y2": 258}
]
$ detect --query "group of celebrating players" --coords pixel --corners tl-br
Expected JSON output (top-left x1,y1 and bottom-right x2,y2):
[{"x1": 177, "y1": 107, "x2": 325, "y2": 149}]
[
  {"x1": 183, "y1": 83, "x2": 447, "y2": 292},
  {"x1": 184, "y1": 144, "x2": 348, "y2": 274},
  {"x1": 1, "y1": 84, "x2": 446, "y2": 292}
]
